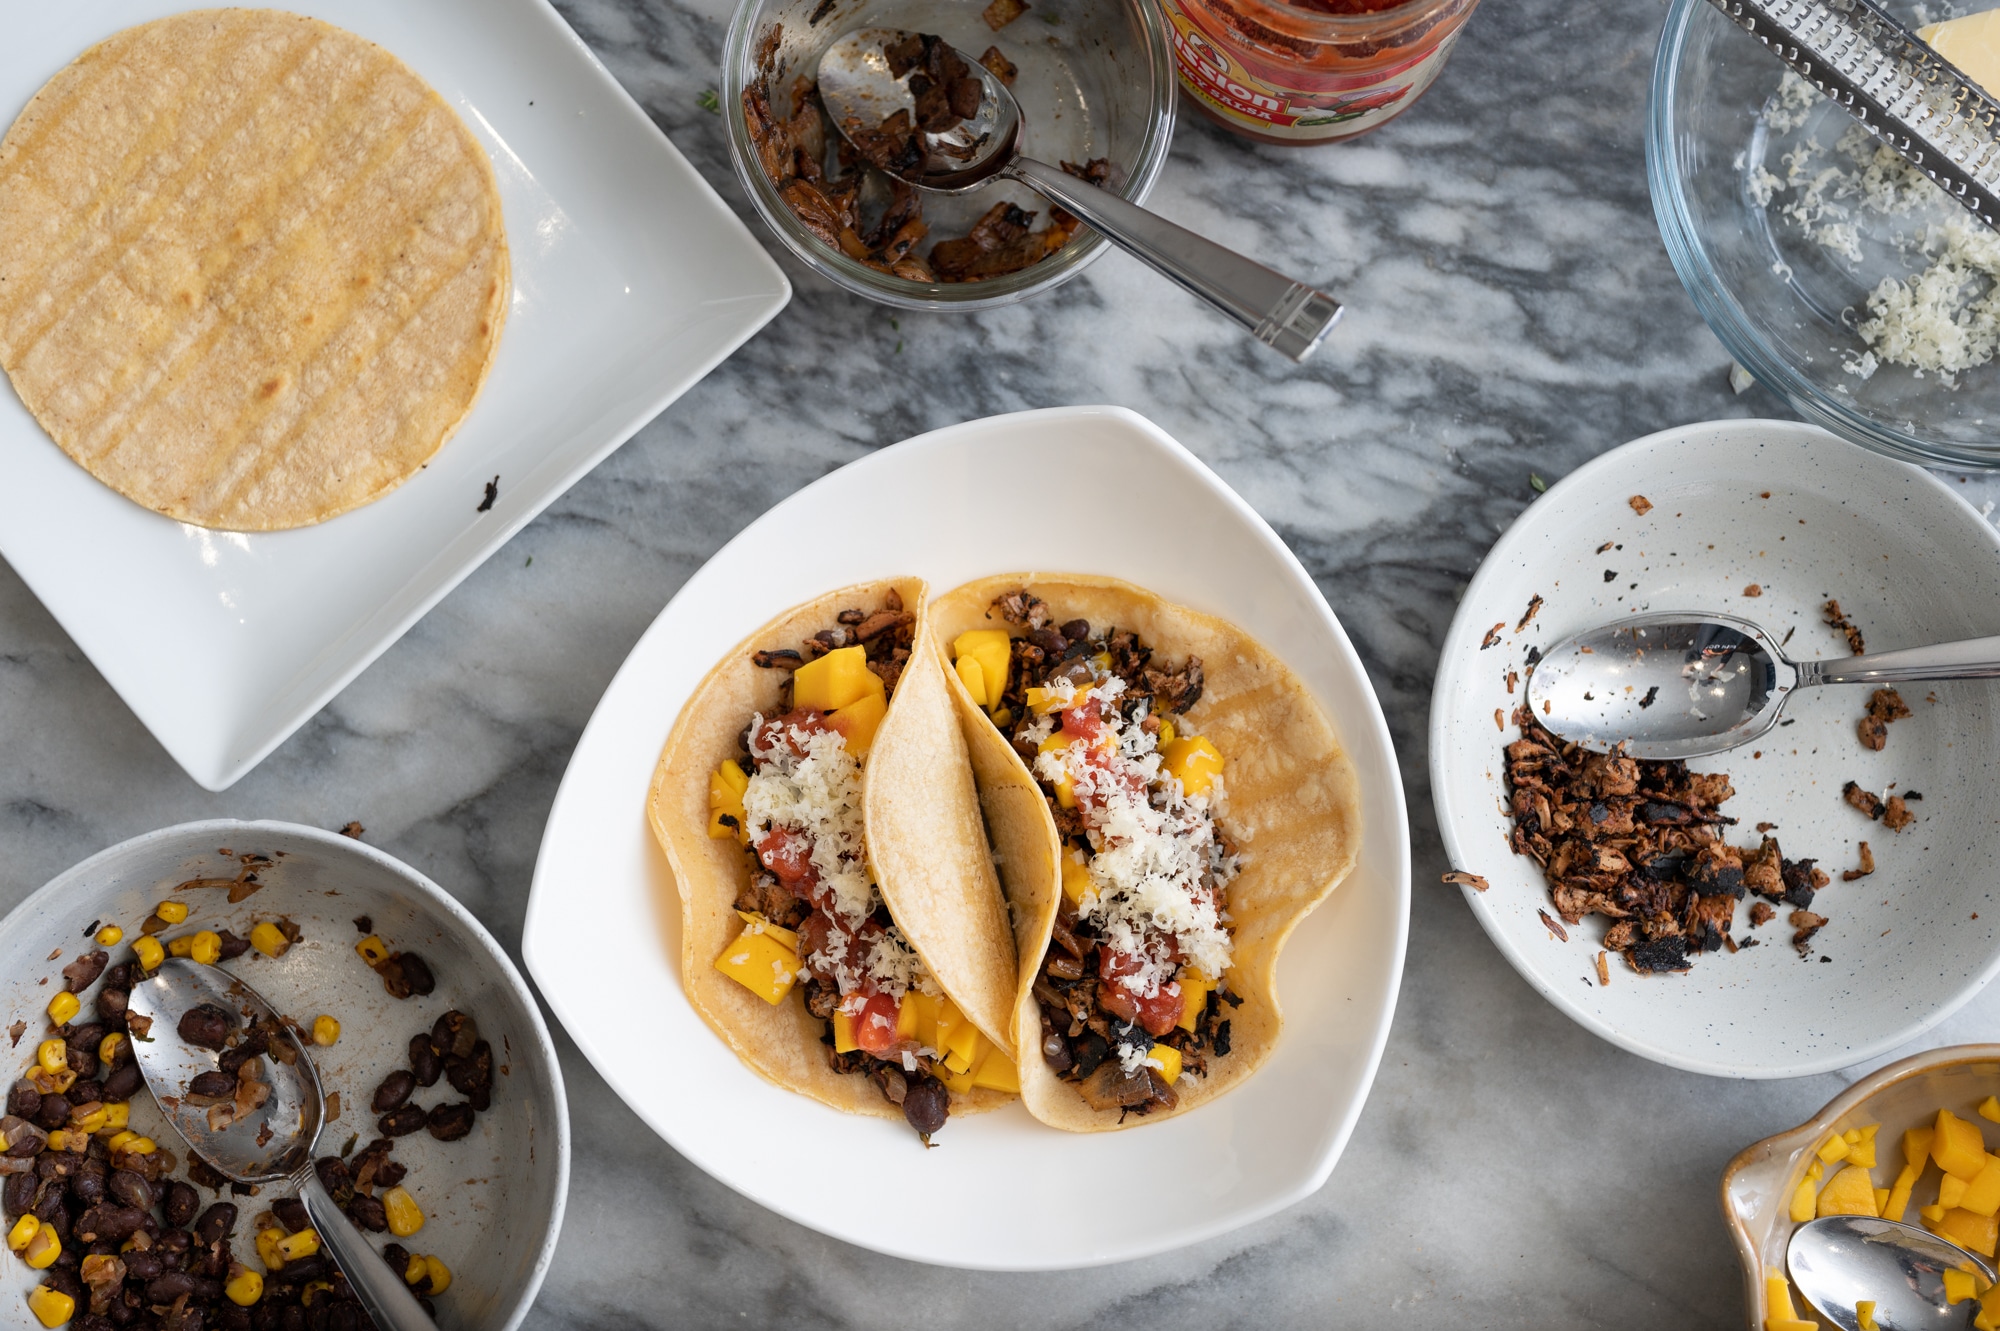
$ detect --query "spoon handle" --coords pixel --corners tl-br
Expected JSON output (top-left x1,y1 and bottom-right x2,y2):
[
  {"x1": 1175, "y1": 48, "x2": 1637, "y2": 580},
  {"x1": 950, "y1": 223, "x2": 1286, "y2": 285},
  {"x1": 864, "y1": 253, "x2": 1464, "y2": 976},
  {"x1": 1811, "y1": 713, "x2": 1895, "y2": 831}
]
[
  {"x1": 300, "y1": 1170, "x2": 437, "y2": 1329},
  {"x1": 1004, "y1": 156, "x2": 1342, "y2": 361},
  {"x1": 1800, "y1": 634, "x2": 2000, "y2": 686}
]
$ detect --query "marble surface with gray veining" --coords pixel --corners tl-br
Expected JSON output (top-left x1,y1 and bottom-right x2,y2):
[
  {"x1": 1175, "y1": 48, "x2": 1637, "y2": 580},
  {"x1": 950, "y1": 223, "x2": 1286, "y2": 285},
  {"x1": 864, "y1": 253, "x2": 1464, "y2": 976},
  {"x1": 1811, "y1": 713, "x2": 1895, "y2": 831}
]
[{"x1": 8, "y1": 0, "x2": 2000, "y2": 1324}]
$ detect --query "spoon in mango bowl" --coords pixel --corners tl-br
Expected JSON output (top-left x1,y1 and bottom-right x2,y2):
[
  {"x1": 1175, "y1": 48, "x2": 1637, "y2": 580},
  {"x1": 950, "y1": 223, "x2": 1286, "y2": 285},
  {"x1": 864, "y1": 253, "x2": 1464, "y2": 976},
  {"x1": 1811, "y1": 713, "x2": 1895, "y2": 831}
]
[
  {"x1": 1526, "y1": 611, "x2": 2000, "y2": 761},
  {"x1": 125, "y1": 958, "x2": 434, "y2": 1330},
  {"x1": 1787, "y1": 1215, "x2": 1996, "y2": 1330}
]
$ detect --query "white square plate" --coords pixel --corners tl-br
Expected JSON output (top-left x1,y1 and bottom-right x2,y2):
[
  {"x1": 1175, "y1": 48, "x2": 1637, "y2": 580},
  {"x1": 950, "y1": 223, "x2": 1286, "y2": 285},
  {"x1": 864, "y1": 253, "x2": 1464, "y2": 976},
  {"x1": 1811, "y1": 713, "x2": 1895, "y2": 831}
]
[
  {"x1": 522, "y1": 406, "x2": 1410, "y2": 1269},
  {"x1": 0, "y1": 0, "x2": 790, "y2": 791}
]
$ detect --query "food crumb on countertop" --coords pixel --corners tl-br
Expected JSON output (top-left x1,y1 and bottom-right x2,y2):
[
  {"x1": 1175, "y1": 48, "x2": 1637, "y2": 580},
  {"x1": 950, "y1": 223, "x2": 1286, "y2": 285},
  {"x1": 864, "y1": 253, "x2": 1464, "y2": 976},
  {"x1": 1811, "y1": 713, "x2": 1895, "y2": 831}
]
[
  {"x1": 1628, "y1": 494, "x2": 1653, "y2": 514},
  {"x1": 1824, "y1": 598, "x2": 1866, "y2": 653},
  {"x1": 1858, "y1": 687, "x2": 1912, "y2": 751}
]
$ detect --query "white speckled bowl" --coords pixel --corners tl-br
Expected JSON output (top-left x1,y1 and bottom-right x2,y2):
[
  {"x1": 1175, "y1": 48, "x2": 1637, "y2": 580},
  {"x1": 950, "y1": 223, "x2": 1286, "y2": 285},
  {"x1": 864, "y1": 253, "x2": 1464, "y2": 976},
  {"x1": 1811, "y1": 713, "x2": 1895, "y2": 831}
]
[
  {"x1": 0, "y1": 821, "x2": 568, "y2": 1330},
  {"x1": 1431, "y1": 418, "x2": 2000, "y2": 1077},
  {"x1": 1724, "y1": 1043, "x2": 2000, "y2": 1328}
]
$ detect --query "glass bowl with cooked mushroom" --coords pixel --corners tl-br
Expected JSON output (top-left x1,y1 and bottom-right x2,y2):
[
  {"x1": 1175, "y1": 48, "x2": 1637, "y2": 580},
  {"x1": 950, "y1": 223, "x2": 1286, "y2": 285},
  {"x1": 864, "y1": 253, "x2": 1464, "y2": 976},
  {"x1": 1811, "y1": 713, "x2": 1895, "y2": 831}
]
[{"x1": 721, "y1": 0, "x2": 1175, "y2": 310}]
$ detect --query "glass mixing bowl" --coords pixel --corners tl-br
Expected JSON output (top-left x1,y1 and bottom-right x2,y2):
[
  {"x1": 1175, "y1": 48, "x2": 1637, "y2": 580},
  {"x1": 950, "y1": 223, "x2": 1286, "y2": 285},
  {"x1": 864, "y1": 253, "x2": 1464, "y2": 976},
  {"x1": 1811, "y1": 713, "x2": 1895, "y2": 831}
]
[
  {"x1": 1650, "y1": 0, "x2": 2000, "y2": 469},
  {"x1": 721, "y1": 0, "x2": 1175, "y2": 311}
]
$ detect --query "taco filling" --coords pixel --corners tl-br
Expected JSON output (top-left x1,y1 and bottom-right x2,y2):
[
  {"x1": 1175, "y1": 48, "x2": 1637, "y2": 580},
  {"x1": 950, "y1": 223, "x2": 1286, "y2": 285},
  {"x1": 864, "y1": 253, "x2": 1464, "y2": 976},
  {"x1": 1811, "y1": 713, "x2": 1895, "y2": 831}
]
[
  {"x1": 704, "y1": 597, "x2": 1016, "y2": 1138},
  {"x1": 956, "y1": 590, "x2": 1242, "y2": 1118}
]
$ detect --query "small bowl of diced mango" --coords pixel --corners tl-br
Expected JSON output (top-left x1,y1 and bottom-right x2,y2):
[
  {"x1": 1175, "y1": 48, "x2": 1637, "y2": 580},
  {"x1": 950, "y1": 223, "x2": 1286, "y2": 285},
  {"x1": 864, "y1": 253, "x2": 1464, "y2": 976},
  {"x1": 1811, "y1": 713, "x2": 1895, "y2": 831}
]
[{"x1": 1726, "y1": 1045, "x2": 2000, "y2": 1329}]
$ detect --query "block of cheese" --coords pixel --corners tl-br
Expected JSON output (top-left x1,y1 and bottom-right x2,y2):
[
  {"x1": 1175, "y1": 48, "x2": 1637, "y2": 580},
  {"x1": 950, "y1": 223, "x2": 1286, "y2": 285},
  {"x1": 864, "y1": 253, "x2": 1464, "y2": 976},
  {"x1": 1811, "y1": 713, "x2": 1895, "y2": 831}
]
[{"x1": 1921, "y1": 9, "x2": 2000, "y2": 96}]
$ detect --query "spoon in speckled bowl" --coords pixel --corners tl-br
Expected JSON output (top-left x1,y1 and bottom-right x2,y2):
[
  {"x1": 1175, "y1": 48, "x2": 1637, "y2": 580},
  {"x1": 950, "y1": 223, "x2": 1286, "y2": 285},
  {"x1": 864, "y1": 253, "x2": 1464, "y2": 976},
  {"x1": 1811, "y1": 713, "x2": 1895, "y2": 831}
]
[
  {"x1": 125, "y1": 958, "x2": 435, "y2": 1330},
  {"x1": 1789, "y1": 1215, "x2": 1995, "y2": 1330},
  {"x1": 814, "y1": 27, "x2": 1342, "y2": 361},
  {"x1": 1527, "y1": 611, "x2": 2000, "y2": 761}
]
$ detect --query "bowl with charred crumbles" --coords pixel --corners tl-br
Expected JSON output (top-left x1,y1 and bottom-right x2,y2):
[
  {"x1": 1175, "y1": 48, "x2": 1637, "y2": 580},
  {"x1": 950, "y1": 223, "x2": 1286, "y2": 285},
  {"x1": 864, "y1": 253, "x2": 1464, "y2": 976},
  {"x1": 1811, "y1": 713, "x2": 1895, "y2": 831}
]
[
  {"x1": 721, "y1": 0, "x2": 1175, "y2": 310},
  {"x1": 0, "y1": 820, "x2": 567, "y2": 1331},
  {"x1": 1725, "y1": 1044, "x2": 2000, "y2": 1330}
]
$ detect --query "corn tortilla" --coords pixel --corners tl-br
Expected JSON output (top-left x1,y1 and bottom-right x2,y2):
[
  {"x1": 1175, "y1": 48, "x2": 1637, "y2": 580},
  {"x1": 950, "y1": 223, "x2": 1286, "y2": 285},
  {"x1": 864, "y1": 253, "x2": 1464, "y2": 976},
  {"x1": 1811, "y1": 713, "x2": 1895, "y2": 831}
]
[
  {"x1": 0, "y1": 9, "x2": 508, "y2": 530},
  {"x1": 931, "y1": 574, "x2": 1363, "y2": 1131},
  {"x1": 648, "y1": 580, "x2": 1019, "y2": 1120}
]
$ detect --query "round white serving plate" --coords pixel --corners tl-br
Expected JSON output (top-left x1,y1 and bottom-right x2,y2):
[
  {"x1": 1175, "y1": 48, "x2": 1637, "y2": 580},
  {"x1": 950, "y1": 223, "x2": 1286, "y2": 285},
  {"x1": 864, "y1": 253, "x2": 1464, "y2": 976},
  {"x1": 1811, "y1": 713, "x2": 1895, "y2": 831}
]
[
  {"x1": 2, "y1": 821, "x2": 569, "y2": 1329},
  {"x1": 522, "y1": 405, "x2": 1409, "y2": 1270},
  {"x1": 1431, "y1": 419, "x2": 2000, "y2": 1079}
]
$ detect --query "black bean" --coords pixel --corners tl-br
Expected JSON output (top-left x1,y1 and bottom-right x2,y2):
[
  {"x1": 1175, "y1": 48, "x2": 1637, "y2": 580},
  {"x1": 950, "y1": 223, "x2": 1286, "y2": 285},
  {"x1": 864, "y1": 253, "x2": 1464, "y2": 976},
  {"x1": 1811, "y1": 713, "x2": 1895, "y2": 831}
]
[
  {"x1": 370, "y1": 1070, "x2": 415, "y2": 1114},
  {"x1": 398, "y1": 953, "x2": 435, "y2": 997},
  {"x1": 61, "y1": 951, "x2": 108, "y2": 993},
  {"x1": 177, "y1": 1004, "x2": 234, "y2": 1051},
  {"x1": 5, "y1": 1081, "x2": 38, "y2": 1120},
  {"x1": 33, "y1": 1094, "x2": 69, "y2": 1131},
  {"x1": 212, "y1": 1305, "x2": 253, "y2": 1331},
  {"x1": 3, "y1": 1171, "x2": 33, "y2": 1218},
  {"x1": 273, "y1": 1196, "x2": 310, "y2": 1233},
  {"x1": 157, "y1": 1226, "x2": 192, "y2": 1258},
  {"x1": 99, "y1": 1063, "x2": 142, "y2": 1103},
  {"x1": 445, "y1": 1040, "x2": 492, "y2": 1102},
  {"x1": 373, "y1": 1159, "x2": 406, "y2": 1189},
  {"x1": 74, "y1": 1204, "x2": 144, "y2": 1242},
  {"x1": 107, "y1": 1170, "x2": 153, "y2": 1212},
  {"x1": 215, "y1": 930, "x2": 251, "y2": 961},
  {"x1": 41, "y1": 1269, "x2": 83, "y2": 1302},
  {"x1": 901, "y1": 1075, "x2": 949, "y2": 1138},
  {"x1": 162, "y1": 1180, "x2": 198, "y2": 1227},
  {"x1": 1060, "y1": 618, "x2": 1091, "y2": 640},
  {"x1": 425, "y1": 1102, "x2": 474, "y2": 1142},
  {"x1": 381, "y1": 1241, "x2": 411, "y2": 1273},
  {"x1": 31, "y1": 1181, "x2": 64, "y2": 1222},
  {"x1": 2, "y1": 1115, "x2": 45, "y2": 1158},
  {"x1": 122, "y1": 1248, "x2": 162, "y2": 1281},
  {"x1": 407, "y1": 1034, "x2": 441, "y2": 1087},
  {"x1": 145, "y1": 1272, "x2": 198, "y2": 1303},
  {"x1": 278, "y1": 1252, "x2": 328, "y2": 1283},
  {"x1": 431, "y1": 1012, "x2": 478, "y2": 1060},
  {"x1": 187, "y1": 1070, "x2": 235, "y2": 1101},
  {"x1": 194, "y1": 1201, "x2": 237, "y2": 1245},
  {"x1": 377, "y1": 1106, "x2": 426, "y2": 1137},
  {"x1": 67, "y1": 1168, "x2": 103, "y2": 1207},
  {"x1": 186, "y1": 1155, "x2": 227, "y2": 1191},
  {"x1": 345, "y1": 1193, "x2": 387, "y2": 1232},
  {"x1": 218, "y1": 1026, "x2": 268, "y2": 1076}
]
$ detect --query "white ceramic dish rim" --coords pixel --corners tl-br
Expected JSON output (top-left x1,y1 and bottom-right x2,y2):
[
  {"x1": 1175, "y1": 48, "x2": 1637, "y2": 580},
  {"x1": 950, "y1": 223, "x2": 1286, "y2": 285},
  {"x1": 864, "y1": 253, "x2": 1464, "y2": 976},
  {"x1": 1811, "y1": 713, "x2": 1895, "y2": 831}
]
[
  {"x1": 0, "y1": 0, "x2": 791, "y2": 793},
  {"x1": 23, "y1": 818, "x2": 573, "y2": 1330},
  {"x1": 1428, "y1": 418, "x2": 2000, "y2": 1079},
  {"x1": 522, "y1": 404, "x2": 1411, "y2": 1269}
]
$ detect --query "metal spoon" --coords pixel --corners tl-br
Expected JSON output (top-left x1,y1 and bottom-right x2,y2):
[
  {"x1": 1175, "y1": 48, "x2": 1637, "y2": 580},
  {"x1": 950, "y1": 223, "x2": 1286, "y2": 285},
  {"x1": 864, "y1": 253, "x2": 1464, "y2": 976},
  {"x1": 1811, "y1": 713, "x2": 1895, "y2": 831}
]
[
  {"x1": 814, "y1": 28, "x2": 1342, "y2": 361},
  {"x1": 1525, "y1": 611, "x2": 2000, "y2": 761},
  {"x1": 1788, "y1": 1215, "x2": 1994, "y2": 1329},
  {"x1": 125, "y1": 958, "x2": 434, "y2": 1330}
]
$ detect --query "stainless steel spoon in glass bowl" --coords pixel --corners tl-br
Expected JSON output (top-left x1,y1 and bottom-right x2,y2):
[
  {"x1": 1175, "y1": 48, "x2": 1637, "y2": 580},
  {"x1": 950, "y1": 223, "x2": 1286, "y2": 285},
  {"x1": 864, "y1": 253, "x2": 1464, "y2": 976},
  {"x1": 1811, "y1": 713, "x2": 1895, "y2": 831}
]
[
  {"x1": 1525, "y1": 611, "x2": 2000, "y2": 760},
  {"x1": 814, "y1": 28, "x2": 1342, "y2": 361},
  {"x1": 125, "y1": 958, "x2": 435, "y2": 1331},
  {"x1": 1787, "y1": 1215, "x2": 1995, "y2": 1330}
]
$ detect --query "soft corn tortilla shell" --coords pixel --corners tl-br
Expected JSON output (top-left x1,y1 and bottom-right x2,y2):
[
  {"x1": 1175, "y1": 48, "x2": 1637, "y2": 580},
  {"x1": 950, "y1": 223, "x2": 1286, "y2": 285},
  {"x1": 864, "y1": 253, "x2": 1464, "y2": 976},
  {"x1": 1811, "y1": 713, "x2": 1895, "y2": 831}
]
[
  {"x1": 0, "y1": 10, "x2": 509, "y2": 530},
  {"x1": 648, "y1": 579, "x2": 1017, "y2": 1120},
  {"x1": 931, "y1": 574, "x2": 1362, "y2": 1132}
]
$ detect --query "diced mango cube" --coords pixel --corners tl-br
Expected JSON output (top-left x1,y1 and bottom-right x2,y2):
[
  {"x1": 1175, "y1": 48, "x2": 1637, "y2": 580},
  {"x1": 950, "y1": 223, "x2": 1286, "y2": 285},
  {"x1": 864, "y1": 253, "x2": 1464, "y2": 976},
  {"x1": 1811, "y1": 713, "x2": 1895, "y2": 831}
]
[
  {"x1": 713, "y1": 926, "x2": 799, "y2": 1005},
  {"x1": 1886, "y1": 1163, "x2": 1920, "y2": 1222},
  {"x1": 1981, "y1": 1282, "x2": 2000, "y2": 1331},
  {"x1": 955, "y1": 655, "x2": 989, "y2": 707},
  {"x1": 971, "y1": 1047, "x2": 1019, "y2": 1093},
  {"x1": 944, "y1": 1019, "x2": 982, "y2": 1075},
  {"x1": 708, "y1": 762, "x2": 750, "y2": 843},
  {"x1": 793, "y1": 646, "x2": 885, "y2": 713},
  {"x1": 1025, "y1": 686, "x2": 1071, "y2": 715},
  {"x1": 1937, "y1": 1110, "x2": 1990, "y2": 1180},
  {"x1": 896, "y1": 993, "x2": 922, "y2": 1040},
  {"x1": 1909, "y1": 1125, "x2": 1937, "y2": 1170},
  {"x1": 1875, "y1": 1187, "x2": 1891, "y2": 1213},
  {"x1": 832, "y1": 1010, "x2": 858, "y2": 1054},
  {"x1": 1818, "y1": 1134, "x2": 1852, "y2": 1165},
  {"x1": 1982, "y1": 1097, "x2": 2000, "y2": 1125},
  {"x1": 1935, "y1": 1207, "x2": 2000, "y2": 1258},
  {"x1": 934, "y1": 997, "x2": 960, "y2": 1053},
  {"x1": 1149, "y1": 1042, "x2": 1183, "y2": 1084},
  {"x1": 828, "y1": 689, "x2": 888, "y2": 758},
  {"x1": 1945, "y1": 1174, "x2": 1972, "y2": 1209},
  {"x1": 1060, "y1": 853, "x2": 1094, "y2": 906},
  {"x1": 954, "y1": 631, "x2": 1014, "y2": 713},
  {"x1": 1765, "y1": 1273, "x2": 1800, "y2": 1324},
  {"x1": 1177, "y1": 970, "x2": 1214, "y2": 1033},
  {"x1": 1817, "y1": 1164, "x2": 1880, "y2": 1217},
  {"x1": 733, "y1": 911, "x2": 799, "y2": 952},
  {"x1": 1808, "y1": 1160, "x2": 1824, "y2": 1181},
  {"x1": 1038, "y1": 732, "x2": 1079, "y2": 809},
  {"x1": 937, "y1": 1061, "x2": 977, "y2": 1095},
  {"x1": 1924, "y1": 1203, "x2": 1950, "y2": 1223},
  {"x1": 1858, "y1": 1300, "x2": 1878, "y2": 1331},
  {"x1": 1949, "y1": 1268, "x2": 1983, "y2": 1304},
  {"x1": 1160, "y1": 736, "x2": 1225, "y2": 799},
  {"x1": 1848, "y1": 1124, "x2": 1879, "y2": 1168},
  {"x1": 905, "y1": 992, "x2": 939, "y2": 1049},
  {"x1": 1790, "y1": 1177, "x2": 1818, "y2": 1224}
]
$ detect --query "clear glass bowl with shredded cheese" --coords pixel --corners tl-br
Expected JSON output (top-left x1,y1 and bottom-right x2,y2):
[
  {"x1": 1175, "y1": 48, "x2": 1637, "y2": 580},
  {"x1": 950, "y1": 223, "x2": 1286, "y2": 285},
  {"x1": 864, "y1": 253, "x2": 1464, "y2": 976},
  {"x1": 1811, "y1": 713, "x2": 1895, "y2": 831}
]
[{"x1": 1651, "y1": 0, "x2": 2000, "y2": 470}]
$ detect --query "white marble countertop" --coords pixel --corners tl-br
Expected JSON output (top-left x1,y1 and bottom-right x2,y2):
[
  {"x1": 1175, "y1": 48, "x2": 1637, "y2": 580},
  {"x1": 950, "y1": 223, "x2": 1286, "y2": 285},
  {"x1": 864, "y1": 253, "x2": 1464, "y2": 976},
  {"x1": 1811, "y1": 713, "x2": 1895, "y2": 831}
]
[{"x1": 7, "y1": 0, "x2": 2000, "y2": 1324}]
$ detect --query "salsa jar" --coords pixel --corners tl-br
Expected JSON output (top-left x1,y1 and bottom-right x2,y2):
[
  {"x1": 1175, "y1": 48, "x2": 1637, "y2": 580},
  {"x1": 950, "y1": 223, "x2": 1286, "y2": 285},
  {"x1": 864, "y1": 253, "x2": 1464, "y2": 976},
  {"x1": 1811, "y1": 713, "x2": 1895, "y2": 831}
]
[{"x1": 1158, "y1": 0, "x2": 1480, "y2": 145}]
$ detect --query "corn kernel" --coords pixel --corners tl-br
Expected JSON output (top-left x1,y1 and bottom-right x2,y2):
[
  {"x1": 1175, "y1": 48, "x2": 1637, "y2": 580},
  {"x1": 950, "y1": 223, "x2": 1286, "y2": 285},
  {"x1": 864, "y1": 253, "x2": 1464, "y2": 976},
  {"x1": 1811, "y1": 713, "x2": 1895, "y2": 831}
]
[
  {"x1": 225, "y1": 1266, "x2": 263, "y2": 1306},
  {"x1": 132, "y1": 936, "x2": 164, "y2": 972},
  {"x1": 35, "y1": 1041, "x2": 65, "y2": 1076},
  {"x1": 190, "y1": 931, "x2": 222, "y2": 965},
  {"x1": 7, "y1": 1215, "x2": 39, "y2": 1252},
  {"x1": 155, "y1": 901, "x2": 188, "y2": 924},
  {"x1": 354, "y1": 935, "x2": 389, "y2": 966},
  {"x1": 275, "y1": 1229, "x2": 320, "y2": 1261},
  {"x1": 116, "y1": 1136, "x2": 155, "y2": 1157},
  {"x1": 383, "y1": 1187, "x2": 424, "y2": 1237},
  {"x1": 27, "y1": 1286, "x2": 72, "y2": 1327},
  {"x1": 97, "y1": 1103, "x2": 128, "y2": 1133},
  {"x1": 104, "y1": 1130, "x2": 135, "y2": 1154},
  {"x1": 68, "y1": 1105, "x2": 107, "y2": 1134},
  {"x1": 43, "y1": 1131, "x2": 67, "y2": 1153},
  {"x1": 23, "y1": 1225, "x2": 60, "y2": 1269},
  {"x1": 98, "y1": 1033, "x2": 124, "y2": 1066},
  {"x1": 306, "y1": 1015, "x2": 340, "y2": 1047},
  {"x1": 94, "y1": 925, "x2": 122, "y2": 947},
  {"x1": 250, "y1": 922, "x2": 290, "y2": 958},
  {"x1": 404, "y1": 1253, "x2": 428, "y2": 1285},
  {"x1": 1858, "y1": 1299, "x2": 1879, "y2": 1331},
  {"x1": 255, "y1": 1228, "x2": 285, "y2": 1272},
  {"x1": 421, "y1": 1255, "x2": 452, "y2": 1295},
  {"x1": 27, "y1": 1068, "x2": 74, "y2": 1096},
  {"x1": 44, "y1": 992, "x2": 78, "y2": 1027},
  {"x1": 300, "y1": 1280, "x2": 332, "y2": 1306},
  {"x1": 167, "y1": 936, "x2": 193, "y2": 958}
]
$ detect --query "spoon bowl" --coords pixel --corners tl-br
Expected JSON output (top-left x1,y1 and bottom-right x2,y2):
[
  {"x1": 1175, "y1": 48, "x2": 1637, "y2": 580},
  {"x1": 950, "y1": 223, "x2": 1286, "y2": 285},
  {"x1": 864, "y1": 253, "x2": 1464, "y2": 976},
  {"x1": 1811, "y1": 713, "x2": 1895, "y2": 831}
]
[{"x1": 1788, "y1": 1215, "x2": 1994, "y2": 1329}]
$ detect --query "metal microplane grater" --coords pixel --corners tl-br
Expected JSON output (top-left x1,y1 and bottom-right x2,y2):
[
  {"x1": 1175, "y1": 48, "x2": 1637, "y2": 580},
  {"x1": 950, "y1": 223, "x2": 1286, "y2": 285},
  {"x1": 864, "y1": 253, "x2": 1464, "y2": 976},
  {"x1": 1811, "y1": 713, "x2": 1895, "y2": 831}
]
[{"x1": 1706, "y1": 0, "x2": 2000, "y2": 228}]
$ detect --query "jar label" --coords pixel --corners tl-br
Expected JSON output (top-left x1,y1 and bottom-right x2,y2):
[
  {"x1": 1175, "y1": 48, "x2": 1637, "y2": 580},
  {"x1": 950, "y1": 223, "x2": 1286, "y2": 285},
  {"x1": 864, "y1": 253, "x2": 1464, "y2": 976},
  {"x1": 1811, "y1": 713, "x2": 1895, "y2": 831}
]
[{"x1": 1160, "y1": 0, "x2": 1460, "y2": 142}]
